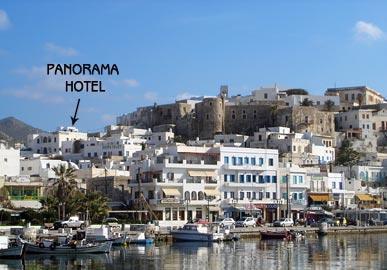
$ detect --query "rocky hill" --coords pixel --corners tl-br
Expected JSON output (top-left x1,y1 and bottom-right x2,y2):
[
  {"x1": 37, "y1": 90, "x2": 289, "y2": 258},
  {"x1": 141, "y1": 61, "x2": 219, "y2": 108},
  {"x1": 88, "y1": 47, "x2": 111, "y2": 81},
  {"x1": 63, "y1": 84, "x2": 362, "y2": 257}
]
[{"x1": 0, "y1": 117, "x2": 43, "y2": 145}]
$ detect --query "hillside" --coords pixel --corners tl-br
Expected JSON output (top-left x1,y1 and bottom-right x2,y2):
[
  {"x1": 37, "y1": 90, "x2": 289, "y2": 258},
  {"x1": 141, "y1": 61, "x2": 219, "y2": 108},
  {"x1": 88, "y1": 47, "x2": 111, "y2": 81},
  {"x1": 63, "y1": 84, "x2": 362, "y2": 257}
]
[{"x1": 0, "y1": 117, "x2": 43, "y2": 144}]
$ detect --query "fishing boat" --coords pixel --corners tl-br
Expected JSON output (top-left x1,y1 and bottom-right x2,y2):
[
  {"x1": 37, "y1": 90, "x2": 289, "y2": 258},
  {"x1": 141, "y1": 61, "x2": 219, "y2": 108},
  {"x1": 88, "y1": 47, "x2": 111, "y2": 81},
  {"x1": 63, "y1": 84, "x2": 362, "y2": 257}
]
[
  {"x1": 85, "y1": 225, "x2": 127, "y2": 246},
  {"x1": 24, "y1": 239, "x2": 112, "y2": 254},
  {"x1": 0, "y1": 236, "x2": 25, "y2": 259},
  {"x1": 260, "y1": 230, "x2": 304, "y2": 240},
  {"x1": 171, "y1": 223, "x2": 225, "y2": 242},
  {"x1": 126, "y1": 232, "x2": 154, "y2": 245}
]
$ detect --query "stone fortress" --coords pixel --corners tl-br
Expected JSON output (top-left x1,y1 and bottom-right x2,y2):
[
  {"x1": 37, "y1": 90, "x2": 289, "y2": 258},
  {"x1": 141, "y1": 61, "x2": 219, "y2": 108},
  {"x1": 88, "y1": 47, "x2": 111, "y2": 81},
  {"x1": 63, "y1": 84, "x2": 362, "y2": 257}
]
[{"x1": 117, "y1": 85, "x2": 383, "y2": 141}]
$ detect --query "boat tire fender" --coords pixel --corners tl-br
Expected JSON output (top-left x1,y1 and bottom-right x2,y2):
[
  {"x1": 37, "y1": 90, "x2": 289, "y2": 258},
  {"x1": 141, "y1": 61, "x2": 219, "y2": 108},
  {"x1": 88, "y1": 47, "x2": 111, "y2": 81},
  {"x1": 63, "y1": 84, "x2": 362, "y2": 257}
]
[
  {"x1": 39, "y1": 242, "x2": 44, "y2": 248},
  {"x1": 50, "y1": 243, "x2": 56, "y2": 250}
]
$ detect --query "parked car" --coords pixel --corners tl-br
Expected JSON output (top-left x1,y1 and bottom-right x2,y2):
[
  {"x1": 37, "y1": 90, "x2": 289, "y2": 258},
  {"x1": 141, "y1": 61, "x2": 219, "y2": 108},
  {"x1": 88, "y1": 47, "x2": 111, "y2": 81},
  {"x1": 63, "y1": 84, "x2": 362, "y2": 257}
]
[
  {"x1": 273, "y1": 218, "x2": 294, "y2": 227},
  {"x1": 53, "y1": 216, "x2": 86, "y2": 230},
  {"x1": 218, "y1": 218, "x2": 236, "y2": 227},
  {"x1": 235, "y1": 217, "x2": 256, "y2": 227}
]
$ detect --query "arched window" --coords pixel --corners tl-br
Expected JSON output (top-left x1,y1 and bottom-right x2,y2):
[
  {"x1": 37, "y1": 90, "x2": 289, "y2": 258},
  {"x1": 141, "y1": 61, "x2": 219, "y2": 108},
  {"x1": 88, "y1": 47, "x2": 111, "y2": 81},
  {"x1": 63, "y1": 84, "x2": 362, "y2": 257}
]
[
  {"x1": 37, "y1": 139, "x2": 40, "y2": 144},
  {"x1": 48, "y1": 137, "x2": 52, "y2": 143},
  {"x1": 191, "y1": 191, "x2": 197, "y2": 200},
  {"x1": 198, "y1": 191, "x2": 204, "y2": 200},
  {"x1": 43, "y1": 137, "x2": 47, "y2": 143},
  {"x1": 185, "y1": 191, "x2": 190, "y2": 201},
  {"x1": 360, "y1": 172, "x2": 365, "y2": 180}
]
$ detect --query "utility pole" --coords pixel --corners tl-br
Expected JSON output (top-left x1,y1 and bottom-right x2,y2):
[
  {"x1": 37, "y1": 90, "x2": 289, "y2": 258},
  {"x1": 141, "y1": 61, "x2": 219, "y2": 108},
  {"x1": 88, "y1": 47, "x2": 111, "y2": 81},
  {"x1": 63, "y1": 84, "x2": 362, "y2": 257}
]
[
  {"x1": 104, "y1": 167, "x2": 108, "y2": 196},
  {"x1": 286, "y1": 174, "x2": 290, "y2": 218}
]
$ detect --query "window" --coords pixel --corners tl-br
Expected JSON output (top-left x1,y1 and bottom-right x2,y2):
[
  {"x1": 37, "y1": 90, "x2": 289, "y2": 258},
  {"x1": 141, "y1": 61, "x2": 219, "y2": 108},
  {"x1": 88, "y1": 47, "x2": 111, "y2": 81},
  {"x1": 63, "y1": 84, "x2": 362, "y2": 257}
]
[
  {"x1": 281, "y1": 176, "x2": 287, "y2": 183},
  {"x1": 238, "y1": 157, "x2": 243, "y2": 165},
  {"x1": 246, "y1": 175, "x2": 251, "y2": 182},
  {"x1": 224, "y1": 156, "x2": 229, "y2": 164},
  {"x1": 345, "y1": 94, "x2": 348, "y2": 101},
  {"x1": 259, "y1": 175, "x2": 264, "y2": 183},
  {"x1": 247, "y1": 192, "x2": 251, "y2": 199},
  {"x1": 282, "y1": 192, "x2": 287, "y2": 199},
  {"x1": 224, "y1": 174, "x2": 228, "y2": 182},
  {"x1": 268, "y1": 158, "x2": 274, "y2": 166},
  {"x1": 266, "y1": 192, "x2": 270, "y2": 199},
  {"x1": 244, "y1": 157, "x2": 249, "y2": 164},
  {"x1": 185, "y1": 191, "x2": 190, "y2": 200},
  {"x1": 273, "y1": 192, "x2": 277, "y2": 199},
  {"x1": 191, "y1": 191, "x2": 197, "y2": 200},
  {"x1": 264, "y1": 93, "x2": 268, "y2": 99},
  {"x1": 251, "y1": 157, "x2": 256, "y2": 165},
  {"x1": 339, "y1": 182, "x2": 343, "y2": 190},
  {"x1": 230, "y1": 175, "x2": 235, "y2": 182},
  {"x1": 293, "y1": 193, "x2": 298, "y2": 200},
  {"x1": 299, "y1": 193, "x2": 303, "y2": 200},
  {"x1": 258, "y1": 158, "x2": 263, "y2": 166},
  {"x1": 252, "y1": 175, "x2": 257, "y2": 182},
  {"x1": 293, "y1": 176, "x2": 297, "y2": 184},
  {"x1": 265, "y1": 175, "x2": 270, "y2": 183},
  {"x1": 230, "y1": 192, "x2": 235, "y2": 199},
  {"x1": 272, "y1": 176, "x2": 277, "y2": 183},
  {"x1": 259, "y1": 192, "x2": 263, "y2": 200},
  {"x1": 252, "y1": 192, "x2": 256, "y2": 199},
  {"x1": 4, "y1": 158, "x2": 7, "y2": 162},
  {"x1": 239, "y1": 175, "x2": 245, "y2": 183},
  {"x1": 232, "y1": 157, "x2": 237, "y2": 165},
  {"x1": 332, "y1": 182, "x2": 336, "y2": 189},
  {"x1": 240, "y1": 192, "x2": 244, "y2": 200},
  {"x1": 298, "y1": 176, "x2": 303, "y2": 183},
  {"x1": 224, "y1": 192, "x2": 227, "y2": 199},
  {"x1": 258, "y1": 135, "x2": 262, "y2": 141},
  {"x1": 351, "y1": 93, "x2": 355, "y2": 100}
]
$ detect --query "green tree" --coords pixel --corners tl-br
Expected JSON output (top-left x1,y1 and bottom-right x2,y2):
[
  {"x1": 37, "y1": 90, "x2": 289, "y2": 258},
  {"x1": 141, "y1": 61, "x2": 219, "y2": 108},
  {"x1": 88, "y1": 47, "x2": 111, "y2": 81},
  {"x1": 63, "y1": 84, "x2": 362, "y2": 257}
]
[
  {"x1": 82, "y1": 191, "x2": 109, "y2": 223},
  {"x1": 335, "y1": 140, "x2": 361, "y2": 178},
  {"x1": 51, "y1": 164, "x2": 78, "y2": 219},
  {"x1": 324, "y1": 99, "x2": 335, "y2": 111},
  {"x1": 300, "y1": 98, "x2": 314, "y2": 106}
]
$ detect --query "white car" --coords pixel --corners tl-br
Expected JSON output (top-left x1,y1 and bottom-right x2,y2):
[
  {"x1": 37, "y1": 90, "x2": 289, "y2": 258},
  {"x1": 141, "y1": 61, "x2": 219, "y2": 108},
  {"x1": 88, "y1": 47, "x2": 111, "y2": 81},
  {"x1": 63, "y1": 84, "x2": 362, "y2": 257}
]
[
  {"x1": 219, "y1": 218, "x2": 236, "y2": 227},
  {"x1": 273, "y1": 218, "x2": 294, "y2": 227},
  {"x1": 235, "y1": 217, "x2": 256, "y2": 227}
]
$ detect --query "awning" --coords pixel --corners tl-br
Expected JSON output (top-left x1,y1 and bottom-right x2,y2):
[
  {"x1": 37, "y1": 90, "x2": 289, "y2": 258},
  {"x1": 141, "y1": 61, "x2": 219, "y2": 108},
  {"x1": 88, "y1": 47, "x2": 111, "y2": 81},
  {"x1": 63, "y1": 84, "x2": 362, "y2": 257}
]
[
  {"x1": 309, "y1": 194, "x2": 330, "y2": 202},
  {"x1": 188, "y1": 170, "x2": 216, "y2": 177},
  {"x1": 355, "y1": 194, "x2": 374, "y2": 201},
  {"x1": 209, "y1": 206, "x2": 220, "y2": 212},
  {"x1": 162, "y1": 188, "x2": 181, "y2": 196},
  {"x1": 204, "y1": 188, "x2": 218, "y2": 197}
]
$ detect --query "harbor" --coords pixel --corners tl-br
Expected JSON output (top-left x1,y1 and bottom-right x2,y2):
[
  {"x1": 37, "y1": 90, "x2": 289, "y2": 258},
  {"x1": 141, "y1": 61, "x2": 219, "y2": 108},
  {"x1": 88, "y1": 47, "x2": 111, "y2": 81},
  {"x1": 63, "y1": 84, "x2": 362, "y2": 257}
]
[{"x1": 0, "y1": 233, "x2": 386, "y2": 269}]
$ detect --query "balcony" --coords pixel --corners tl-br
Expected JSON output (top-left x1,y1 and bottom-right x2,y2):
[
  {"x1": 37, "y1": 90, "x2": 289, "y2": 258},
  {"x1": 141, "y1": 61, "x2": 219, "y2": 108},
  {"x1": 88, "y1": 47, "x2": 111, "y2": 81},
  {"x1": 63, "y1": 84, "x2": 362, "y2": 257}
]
[
  {"x1": 163, "y1": 159, "x2": 219, "y2": 169},
  {"x1": 10, "y1": 195, "x2": 42, "y2": 201},
  {"x1": 223, "y1": 164, "x2": 266, "y2": 171}
]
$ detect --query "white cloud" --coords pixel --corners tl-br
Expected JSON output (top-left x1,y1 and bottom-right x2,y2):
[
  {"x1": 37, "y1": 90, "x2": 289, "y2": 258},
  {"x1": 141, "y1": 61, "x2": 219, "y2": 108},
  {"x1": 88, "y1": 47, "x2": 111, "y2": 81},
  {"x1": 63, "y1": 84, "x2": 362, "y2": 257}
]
[
  {"x1": 0, "y1": 10, "x2": 10, "y2": 30},
  {"x1": 45, "y1": 42, "x2": 78, "y2": 56},
  {"x1": 354, "y1": 21, "x2": 384, "y2": 41},
  {"x1": 2, "y1": 65, "x2": 94, "y2": 104},
  {"x1": 122, "y1": 79, "x2": 139, "y2": 87},
  {"x1": 144, "y1": 91, "x2": 157, "y2": 102}
]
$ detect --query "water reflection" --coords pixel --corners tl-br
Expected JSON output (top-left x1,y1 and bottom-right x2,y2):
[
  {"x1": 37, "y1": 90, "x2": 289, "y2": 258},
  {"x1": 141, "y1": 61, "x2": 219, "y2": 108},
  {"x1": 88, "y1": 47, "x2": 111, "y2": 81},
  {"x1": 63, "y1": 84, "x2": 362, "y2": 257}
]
[{"x1": 0, "y1": 234, "x2": 385, "y2": 269}]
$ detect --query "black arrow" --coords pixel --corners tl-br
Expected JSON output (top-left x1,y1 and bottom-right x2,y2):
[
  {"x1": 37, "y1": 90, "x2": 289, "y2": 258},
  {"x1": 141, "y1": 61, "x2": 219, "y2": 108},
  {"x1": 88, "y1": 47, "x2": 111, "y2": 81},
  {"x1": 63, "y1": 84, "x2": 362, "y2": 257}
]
[{"x1": 70, "y1": 98, "x2": 80, "y2": 126}]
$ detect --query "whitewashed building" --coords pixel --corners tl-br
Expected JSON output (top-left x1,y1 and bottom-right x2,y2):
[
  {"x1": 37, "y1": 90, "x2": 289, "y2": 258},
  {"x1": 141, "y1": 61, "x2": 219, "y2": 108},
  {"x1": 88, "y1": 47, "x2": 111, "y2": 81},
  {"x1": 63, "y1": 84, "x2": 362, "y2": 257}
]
[{"x1": 0, "y1": 142, "x2": 20, "y2": 177}]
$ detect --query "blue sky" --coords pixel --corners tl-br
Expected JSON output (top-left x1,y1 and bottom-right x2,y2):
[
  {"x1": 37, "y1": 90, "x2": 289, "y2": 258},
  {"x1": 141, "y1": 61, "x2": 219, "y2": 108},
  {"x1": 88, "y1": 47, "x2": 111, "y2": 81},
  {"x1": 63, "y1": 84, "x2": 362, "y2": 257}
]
[{"x1": 1, "y1": 1, "x2": 387, "y2": 132}]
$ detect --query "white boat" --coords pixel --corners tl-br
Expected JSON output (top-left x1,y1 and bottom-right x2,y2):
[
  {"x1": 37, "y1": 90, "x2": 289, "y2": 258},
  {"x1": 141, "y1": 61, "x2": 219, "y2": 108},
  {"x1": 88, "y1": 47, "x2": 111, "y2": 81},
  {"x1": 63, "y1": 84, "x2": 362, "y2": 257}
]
[
  {"x1": 85, "y1": 225, "x2": 127, "y2": 246},
  {"x1": 0, "y1": 236, "x2": 24, "y2": 259},
  {"x1": 126, "y1": 232, "x2": 154, "y2": 245},
  {"x1": 24, "y1": 240, "x2": 112, "y2": 254},
  {"x1": 171, "y1": 223, "x2": 225, "y2": 242}
]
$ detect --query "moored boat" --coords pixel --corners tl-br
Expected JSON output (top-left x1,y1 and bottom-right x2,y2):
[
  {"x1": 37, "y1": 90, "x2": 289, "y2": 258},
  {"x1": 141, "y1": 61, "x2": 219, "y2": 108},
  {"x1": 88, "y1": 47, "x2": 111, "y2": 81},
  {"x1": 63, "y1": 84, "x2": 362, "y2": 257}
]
[
  {"x1": 261, "y1": 230, "x2": 304, "y2": 240},
  {"x1": 171, "y1": 223, "x2": 225, "y2": 242},
  {"x1": 24, "y1": 240, "x2": 112, "y2": 254},
  {"x1": 0, "y1": 236, "x2": 25, "y2": 259}
]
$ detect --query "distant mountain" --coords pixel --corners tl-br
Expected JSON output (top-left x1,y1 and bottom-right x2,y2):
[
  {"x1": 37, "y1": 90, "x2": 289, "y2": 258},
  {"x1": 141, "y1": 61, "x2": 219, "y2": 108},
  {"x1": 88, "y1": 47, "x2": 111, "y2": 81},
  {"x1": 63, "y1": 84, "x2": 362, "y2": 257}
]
[{"x1": 0, "y1": 117, "x2": 44, "y2": 145}]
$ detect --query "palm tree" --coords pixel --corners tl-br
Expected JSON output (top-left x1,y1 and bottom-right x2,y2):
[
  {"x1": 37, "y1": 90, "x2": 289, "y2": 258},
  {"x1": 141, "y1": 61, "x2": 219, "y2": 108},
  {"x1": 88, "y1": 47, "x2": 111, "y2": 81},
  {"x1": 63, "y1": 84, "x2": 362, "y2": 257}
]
[
  {"x1": 52, "y1": 164, "x2": 77, "y2": 219},
  {"x1": 82, "y1": 191, "x2": 110, "y2": 223}
]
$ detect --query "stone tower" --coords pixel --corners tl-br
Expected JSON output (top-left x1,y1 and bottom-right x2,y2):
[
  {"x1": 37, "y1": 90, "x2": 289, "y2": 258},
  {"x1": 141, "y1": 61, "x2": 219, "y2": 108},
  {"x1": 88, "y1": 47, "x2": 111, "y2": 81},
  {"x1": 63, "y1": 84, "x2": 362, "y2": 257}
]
[{"x1": 194, "y1": 97, "x2": 225, "y2": 139}]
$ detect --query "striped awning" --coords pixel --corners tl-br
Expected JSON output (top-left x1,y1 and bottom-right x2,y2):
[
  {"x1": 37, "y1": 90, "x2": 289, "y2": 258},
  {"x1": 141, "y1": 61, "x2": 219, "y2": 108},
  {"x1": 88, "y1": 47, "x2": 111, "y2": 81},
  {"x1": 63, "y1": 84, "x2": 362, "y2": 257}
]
[
  {"x1": 162, "y1": 188, "x2": 181, "y2": 196},
  {"x1": 309, "y1": 194, "x2": 330, "y2": 202},
  {"x1": 204, "y1": 188, "x2": 218, "y2": 197},
  {"x1": 188, "y1": 170, "x2": 216, "y2": 177},
  {"x1": 355, "y1": 194, "x2": 374, "y2": 201}
]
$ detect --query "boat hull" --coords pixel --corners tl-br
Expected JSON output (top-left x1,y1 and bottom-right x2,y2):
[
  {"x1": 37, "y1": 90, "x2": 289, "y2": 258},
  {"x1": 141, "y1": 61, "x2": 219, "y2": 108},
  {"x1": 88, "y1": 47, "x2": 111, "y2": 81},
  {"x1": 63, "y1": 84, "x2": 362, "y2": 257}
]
[
  {"x1": 0, "y1": 244, "x2": 24, "y2": 259},
  {"x1": 171, "y1": 231, "x2": 224, "y2": 242},
  {"x1": 25, "y1": 241, "x2": 112, "y2": 254}
]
